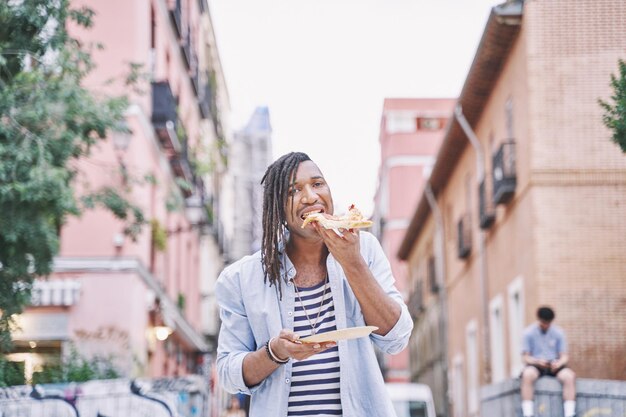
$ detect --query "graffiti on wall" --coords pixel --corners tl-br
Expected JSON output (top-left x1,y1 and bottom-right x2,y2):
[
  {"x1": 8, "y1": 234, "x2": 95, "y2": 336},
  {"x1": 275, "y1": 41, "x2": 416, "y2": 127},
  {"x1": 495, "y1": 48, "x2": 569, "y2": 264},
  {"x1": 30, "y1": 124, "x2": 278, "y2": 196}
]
[{"x1": 0, "y1": 376, "x2": 208, "y2": 417}]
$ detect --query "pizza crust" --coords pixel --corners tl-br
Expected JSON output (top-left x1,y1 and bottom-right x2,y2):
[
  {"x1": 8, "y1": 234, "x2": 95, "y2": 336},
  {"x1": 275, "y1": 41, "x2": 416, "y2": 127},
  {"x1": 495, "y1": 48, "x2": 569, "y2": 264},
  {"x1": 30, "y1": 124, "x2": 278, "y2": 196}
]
[{"x1": 301, "y1": 204, "x2": 373, "y2": 230}]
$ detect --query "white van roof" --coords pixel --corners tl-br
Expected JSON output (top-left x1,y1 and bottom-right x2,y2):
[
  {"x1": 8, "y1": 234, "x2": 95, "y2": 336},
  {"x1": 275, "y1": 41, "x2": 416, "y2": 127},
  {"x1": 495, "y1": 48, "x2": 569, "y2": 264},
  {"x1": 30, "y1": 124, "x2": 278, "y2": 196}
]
[{"x1": 385, "y1": 383, "x2": 433, "y2": 402}]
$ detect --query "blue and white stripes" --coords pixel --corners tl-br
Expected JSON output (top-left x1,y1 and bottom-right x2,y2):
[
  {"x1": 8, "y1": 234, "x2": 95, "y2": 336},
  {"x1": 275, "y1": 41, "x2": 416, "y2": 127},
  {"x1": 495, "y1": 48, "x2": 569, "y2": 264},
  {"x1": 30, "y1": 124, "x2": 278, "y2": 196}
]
[{"x1": 288, "y1": 279, "x2": 342, "y2": 416}]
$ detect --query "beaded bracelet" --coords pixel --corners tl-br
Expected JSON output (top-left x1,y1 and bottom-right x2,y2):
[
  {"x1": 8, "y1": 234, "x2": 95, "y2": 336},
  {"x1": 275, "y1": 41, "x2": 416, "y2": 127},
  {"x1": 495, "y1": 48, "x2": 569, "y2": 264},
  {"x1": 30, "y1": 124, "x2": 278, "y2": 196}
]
[{"x1": 265, "y1": 337, "x2": 289, "y2": 364}]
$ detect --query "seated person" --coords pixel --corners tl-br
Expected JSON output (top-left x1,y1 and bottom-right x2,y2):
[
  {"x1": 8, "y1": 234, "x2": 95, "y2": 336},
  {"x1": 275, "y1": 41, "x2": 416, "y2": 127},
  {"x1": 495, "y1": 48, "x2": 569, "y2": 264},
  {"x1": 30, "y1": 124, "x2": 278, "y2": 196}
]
[{"x1": 521, "y1": 306, "x2": 576, "y2": 417}]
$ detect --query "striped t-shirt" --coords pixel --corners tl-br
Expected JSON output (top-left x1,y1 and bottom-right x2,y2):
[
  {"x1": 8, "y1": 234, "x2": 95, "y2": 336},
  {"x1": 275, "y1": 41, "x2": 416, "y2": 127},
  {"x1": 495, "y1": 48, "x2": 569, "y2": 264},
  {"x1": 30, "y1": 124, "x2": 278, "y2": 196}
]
[{"x1": 288, "y1": 278, "x2": 342, "y2": 416}]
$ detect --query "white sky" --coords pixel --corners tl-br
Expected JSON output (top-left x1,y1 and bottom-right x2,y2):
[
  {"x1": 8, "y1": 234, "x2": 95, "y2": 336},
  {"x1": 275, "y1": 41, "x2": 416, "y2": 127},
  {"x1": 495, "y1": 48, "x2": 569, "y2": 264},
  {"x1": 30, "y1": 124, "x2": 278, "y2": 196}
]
[{"x1": 209, "y1": 0, "x2": 498, "y2": 215}]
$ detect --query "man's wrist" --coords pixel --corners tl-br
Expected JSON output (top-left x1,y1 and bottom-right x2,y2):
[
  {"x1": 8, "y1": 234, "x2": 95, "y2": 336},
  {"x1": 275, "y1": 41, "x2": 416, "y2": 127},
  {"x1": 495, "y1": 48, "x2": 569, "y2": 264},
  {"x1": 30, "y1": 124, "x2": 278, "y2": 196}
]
[{"x1": 266, "y1": 337, "x2": 289, "y2": 364}]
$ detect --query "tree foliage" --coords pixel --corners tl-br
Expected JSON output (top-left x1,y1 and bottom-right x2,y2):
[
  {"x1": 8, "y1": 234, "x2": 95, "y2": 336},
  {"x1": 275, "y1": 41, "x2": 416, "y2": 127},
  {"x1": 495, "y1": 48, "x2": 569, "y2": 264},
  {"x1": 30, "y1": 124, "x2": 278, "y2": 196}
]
[
  {"x1": 0, "y1": 0, "x2": 144, "y2": 352},
  {"x1": 599, "y1": 59, "x2": 626, "y2": 153}
]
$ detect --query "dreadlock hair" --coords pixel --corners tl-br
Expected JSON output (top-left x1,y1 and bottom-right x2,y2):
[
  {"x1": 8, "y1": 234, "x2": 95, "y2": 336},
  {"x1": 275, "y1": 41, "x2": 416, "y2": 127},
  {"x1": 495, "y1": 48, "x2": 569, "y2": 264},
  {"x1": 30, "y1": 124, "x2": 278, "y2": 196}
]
[{"x1": 260, "y1": 151, "x2": 311, "y2": 298}]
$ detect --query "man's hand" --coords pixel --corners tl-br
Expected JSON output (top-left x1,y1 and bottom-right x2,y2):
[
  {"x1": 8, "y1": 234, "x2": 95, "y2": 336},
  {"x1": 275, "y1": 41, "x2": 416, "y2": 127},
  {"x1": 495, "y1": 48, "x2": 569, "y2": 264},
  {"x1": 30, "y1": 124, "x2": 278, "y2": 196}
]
[
  {"x1": 550, "y1": 360, "x2": 563, "y2": 372},
  {"x1": 312, "y1": 223, "x2": 362, "y2": 268},
  {"x1": 312, "y1": 223, "x2": 401, "y2": 336},
  {"x1": 271, "y1": 329, "x2": 336, "y2": 362}
]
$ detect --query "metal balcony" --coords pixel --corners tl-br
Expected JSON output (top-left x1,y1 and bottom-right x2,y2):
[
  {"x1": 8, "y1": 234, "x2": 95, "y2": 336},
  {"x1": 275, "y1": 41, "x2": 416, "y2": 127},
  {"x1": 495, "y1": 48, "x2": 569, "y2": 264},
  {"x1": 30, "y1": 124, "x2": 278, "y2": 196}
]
[
  {"x1": 198, "y1": 74, "x2": 218, "y2": 122},
  {"x1": 151, "y1": 81, "x2": 181, "y2": 154},
  {"x1": 493, "y1": 141, "x2": 517, "y2": 205},
  {"x1": 199, "y1": 81, "x2": 211, "y2": 120},
  {"x1": 170, "y1": 0, "x2": 182, "y2": 37},
  {"x1": 170, "y1": 156, "x2": 193, "y2": 193},
  {"x1": 479, "y1": 179, "x2": 496, "y2": 229},
  {"x1": 457, "y1": 213, "x2": 472, "y2": 259}
]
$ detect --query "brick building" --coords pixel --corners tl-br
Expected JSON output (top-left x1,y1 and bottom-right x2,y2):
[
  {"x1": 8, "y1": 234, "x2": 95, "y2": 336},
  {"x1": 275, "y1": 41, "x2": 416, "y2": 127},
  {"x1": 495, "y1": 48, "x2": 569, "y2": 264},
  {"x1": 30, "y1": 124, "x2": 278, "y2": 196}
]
[{"x1": 398, "y1": 1, "x2": 626, "y2": 416}]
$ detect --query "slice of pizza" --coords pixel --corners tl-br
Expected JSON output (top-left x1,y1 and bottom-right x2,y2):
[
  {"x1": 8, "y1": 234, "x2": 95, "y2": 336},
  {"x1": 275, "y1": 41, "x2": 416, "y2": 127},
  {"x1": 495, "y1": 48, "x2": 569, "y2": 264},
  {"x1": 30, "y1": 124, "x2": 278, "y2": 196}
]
[{"x1": 301, "y1": 204, "x2": 373, "y2": 230}]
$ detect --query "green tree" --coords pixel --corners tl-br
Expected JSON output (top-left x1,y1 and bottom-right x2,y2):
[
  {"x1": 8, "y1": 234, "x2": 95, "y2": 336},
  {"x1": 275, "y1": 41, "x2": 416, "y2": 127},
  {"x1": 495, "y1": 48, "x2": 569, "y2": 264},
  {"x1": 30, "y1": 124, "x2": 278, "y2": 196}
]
[
  {"x1": 599, "y1": 59, "x2": 626, "y2": 153},
  {"x1": 0, "y1": 1, "x2": 144, "y2": 352}
]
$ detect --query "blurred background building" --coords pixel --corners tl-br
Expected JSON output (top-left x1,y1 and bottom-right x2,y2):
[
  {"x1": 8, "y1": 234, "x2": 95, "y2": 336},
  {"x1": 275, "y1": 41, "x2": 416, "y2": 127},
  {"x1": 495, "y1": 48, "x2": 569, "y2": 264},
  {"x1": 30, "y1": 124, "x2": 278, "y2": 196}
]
[
  {"x1": 229, "y1": 106, "x2": 273, "y2": 261},
  {"x1": 3, "y1": 0, "x2": 626, "y2": 416},
  {"x1": 395, "y1": 1, "x2": 626, "y2": 416},
  {"x1": 8, "y1": 0, "x2": 231, "y2": 383}
]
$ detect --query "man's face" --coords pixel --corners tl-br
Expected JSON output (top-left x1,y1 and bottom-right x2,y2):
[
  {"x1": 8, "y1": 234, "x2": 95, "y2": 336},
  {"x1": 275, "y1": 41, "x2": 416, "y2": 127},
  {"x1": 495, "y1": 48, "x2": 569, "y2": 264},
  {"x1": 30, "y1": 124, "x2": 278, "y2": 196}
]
[
  {"x1": 539, "y1": 319, "x2": 552, "y2": 333},
  {"x1": 284, "y1": 160, "x2": 334, "y2": 235}
]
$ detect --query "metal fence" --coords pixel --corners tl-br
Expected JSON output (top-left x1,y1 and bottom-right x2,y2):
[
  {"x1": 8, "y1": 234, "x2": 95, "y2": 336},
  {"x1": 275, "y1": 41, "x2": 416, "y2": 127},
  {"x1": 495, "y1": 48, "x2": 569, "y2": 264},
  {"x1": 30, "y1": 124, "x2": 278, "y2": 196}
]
[{"x1": 0, "y1": 376, "x2": 209, "y2": 417}]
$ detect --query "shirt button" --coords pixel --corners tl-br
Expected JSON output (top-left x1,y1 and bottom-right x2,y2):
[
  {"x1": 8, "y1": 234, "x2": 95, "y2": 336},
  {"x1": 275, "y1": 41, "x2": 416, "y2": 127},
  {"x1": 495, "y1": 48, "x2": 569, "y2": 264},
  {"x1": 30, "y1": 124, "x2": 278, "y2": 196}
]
[
  {"x1": 285, "y1": 378, "x2": 290, "y2": 384},
  {"x1": 288, "y1": 311, "x2": 293, "y2": 316}
]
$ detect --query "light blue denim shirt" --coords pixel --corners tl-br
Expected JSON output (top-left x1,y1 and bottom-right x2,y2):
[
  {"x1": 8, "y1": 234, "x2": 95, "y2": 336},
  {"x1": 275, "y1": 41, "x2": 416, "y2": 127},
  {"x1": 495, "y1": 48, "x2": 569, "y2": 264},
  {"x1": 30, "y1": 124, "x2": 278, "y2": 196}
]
[{"x1": 215, "y1": 232, "x2": 413, "y2": 417}]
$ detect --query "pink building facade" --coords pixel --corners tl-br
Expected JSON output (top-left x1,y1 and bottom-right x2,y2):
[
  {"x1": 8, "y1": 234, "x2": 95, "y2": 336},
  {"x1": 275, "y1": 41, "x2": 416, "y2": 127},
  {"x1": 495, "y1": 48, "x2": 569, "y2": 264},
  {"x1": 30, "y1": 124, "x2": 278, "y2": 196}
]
[
  {"x1": 373, "y1": 98, "x2": 454, "y2": 382},
  {"x1": 9, "y1": 0, "x2": 229, "y2": 382}
]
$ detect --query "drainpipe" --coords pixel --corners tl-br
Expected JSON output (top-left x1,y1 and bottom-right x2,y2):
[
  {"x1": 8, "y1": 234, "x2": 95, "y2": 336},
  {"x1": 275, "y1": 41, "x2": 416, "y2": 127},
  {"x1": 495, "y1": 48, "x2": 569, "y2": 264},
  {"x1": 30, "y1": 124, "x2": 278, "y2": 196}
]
[
  {"x1": 454, "y1": 104, "x2": 492, "y2": 384},
  {"x1": 424, "y1": 184, "x2": 450, "y2": 417}
]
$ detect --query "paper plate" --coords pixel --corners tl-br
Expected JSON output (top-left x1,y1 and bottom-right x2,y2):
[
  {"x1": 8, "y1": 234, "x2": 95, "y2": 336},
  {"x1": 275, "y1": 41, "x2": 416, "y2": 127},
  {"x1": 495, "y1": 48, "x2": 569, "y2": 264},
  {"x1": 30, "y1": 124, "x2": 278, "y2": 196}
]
[{"x1": 300, "y1": 326, "x2": 379, "y2": 343}]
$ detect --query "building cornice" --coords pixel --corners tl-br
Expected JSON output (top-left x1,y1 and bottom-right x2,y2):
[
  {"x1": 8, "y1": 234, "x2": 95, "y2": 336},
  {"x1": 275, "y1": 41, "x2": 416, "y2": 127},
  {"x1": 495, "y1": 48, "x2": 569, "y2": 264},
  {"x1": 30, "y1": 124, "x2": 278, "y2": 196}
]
[{"x1": 53, "y1": 257, "x2": 208, "y2": 352}]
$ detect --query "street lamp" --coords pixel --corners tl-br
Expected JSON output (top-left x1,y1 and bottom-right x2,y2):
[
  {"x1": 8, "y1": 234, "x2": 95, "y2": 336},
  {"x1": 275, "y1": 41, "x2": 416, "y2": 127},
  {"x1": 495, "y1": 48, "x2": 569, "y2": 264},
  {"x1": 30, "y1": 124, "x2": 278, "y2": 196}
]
[{"x1": 153, "y1": 326, "x2": 173, "y2": 341}]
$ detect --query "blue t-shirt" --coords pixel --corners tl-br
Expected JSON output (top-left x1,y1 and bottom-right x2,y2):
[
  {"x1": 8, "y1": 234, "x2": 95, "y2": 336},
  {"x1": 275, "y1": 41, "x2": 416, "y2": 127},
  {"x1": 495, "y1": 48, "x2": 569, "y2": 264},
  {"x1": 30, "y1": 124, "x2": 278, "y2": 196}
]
[{"x1": 522, "y1": 323, "x2": 567, "y2": 361}]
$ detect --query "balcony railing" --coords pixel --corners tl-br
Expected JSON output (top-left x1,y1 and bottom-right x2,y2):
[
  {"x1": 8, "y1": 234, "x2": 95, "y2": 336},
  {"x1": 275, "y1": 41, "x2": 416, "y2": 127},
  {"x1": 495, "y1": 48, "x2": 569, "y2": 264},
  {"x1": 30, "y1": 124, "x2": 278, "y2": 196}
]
[
  {"x1": 170, "y1": 156, "x2": 194, "y2": 194},
  {"x1": 30, "y1": 279, "x2": 81, "y2": 306},
  {"x1": 479, "y1": 179, "x2": 496, "y2": 229},
  {"x1": 190, "y1": 61, "x2": 199, "y2": 95},
  {"x1": 181, "y1": 28, "x2": 193, "y2": 70},
  {"x1": 199, "y1": 73, "x2": 218, "y2": 124},
  {"x1": 198, "y1": 0, "x2": 206, "y2": 13},
  {"x1": 170, "y1": 0, "x2": 182, "y2": 37},
  {"x1": 151, "y1": 81, "x2": 181, "y2": 154},
  {"x1": 199, "y1": 80, "x2": 212, "y2": 120},
  {"x1": 493, "y1": 140, "x2": 517, "y2": 205},
  {"x1": 457, "y1": 213, "x2": 472, "y2": 259}
]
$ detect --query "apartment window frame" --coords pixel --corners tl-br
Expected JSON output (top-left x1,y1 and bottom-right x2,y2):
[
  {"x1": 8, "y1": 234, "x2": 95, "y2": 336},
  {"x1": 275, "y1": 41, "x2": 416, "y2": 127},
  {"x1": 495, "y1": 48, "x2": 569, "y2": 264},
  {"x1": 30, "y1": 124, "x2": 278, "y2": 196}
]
[
  {"x1": 466, "y1": 320, "x2": 479, "y2": 415},
  {"x1": 452, "y1": 354, "x2": 466, "y2": 417},
  {"x1": 386, "y1": 113, "x2": 417, "y2": 134},
  {"x1": 507, "y1": 276, "x2": 525, "y2": 377},
  {"x1": 489, "y1": 294, "x2": 506, "y2": 383}
]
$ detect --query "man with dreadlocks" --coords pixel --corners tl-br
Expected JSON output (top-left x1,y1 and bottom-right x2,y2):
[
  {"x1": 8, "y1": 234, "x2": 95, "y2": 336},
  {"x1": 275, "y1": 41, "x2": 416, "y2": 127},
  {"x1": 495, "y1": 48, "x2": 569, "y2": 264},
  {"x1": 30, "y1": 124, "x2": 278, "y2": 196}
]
[{"x1": 215, "y1": 152, "x2": 412, "y2": 417}]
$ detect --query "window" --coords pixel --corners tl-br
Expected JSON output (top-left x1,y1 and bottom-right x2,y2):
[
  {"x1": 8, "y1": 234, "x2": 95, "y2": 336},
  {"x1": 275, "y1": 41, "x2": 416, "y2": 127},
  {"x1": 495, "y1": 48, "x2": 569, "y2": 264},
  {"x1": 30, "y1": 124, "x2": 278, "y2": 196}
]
[
  {"x1": 418, "y1": 117, "x2": 441, "y2": 130},
  {"x1": 386, "y1": 113, "x2": 417, "y2": 134},
  {"x1": 149, "y1": 6, "x2": 156, "y2": 79},
  {"x1": 508, "y1": 277, "x2": 525, "y2": 376},
  {"x1": 427, "y1": 256, "x2": 438, "y2": 293},
  {"x1": 466, "y1": 320, "x2": 479, "y2": 415},
  {"x1": 408, "y1": 276, "x2": 424, "y2": 320},
  {"x1": 489, "y1": 295, "x2": 506, "y2": 383}
]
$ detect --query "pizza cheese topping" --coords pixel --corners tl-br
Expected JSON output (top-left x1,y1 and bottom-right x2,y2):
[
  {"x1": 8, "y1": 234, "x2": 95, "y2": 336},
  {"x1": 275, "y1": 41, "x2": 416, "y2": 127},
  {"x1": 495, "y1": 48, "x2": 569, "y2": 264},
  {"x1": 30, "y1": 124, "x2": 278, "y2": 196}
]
[{"x1": 301, "y1": 204, "x2": 373, "y2": 230}]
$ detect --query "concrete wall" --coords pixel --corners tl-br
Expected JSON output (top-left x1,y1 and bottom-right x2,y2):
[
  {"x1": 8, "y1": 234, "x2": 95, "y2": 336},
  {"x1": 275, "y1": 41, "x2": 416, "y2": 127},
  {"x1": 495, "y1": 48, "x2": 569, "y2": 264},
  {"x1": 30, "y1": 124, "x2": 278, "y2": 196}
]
[{"x1": 481, "y1": 378, "x2": 626, "y2": 417}]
